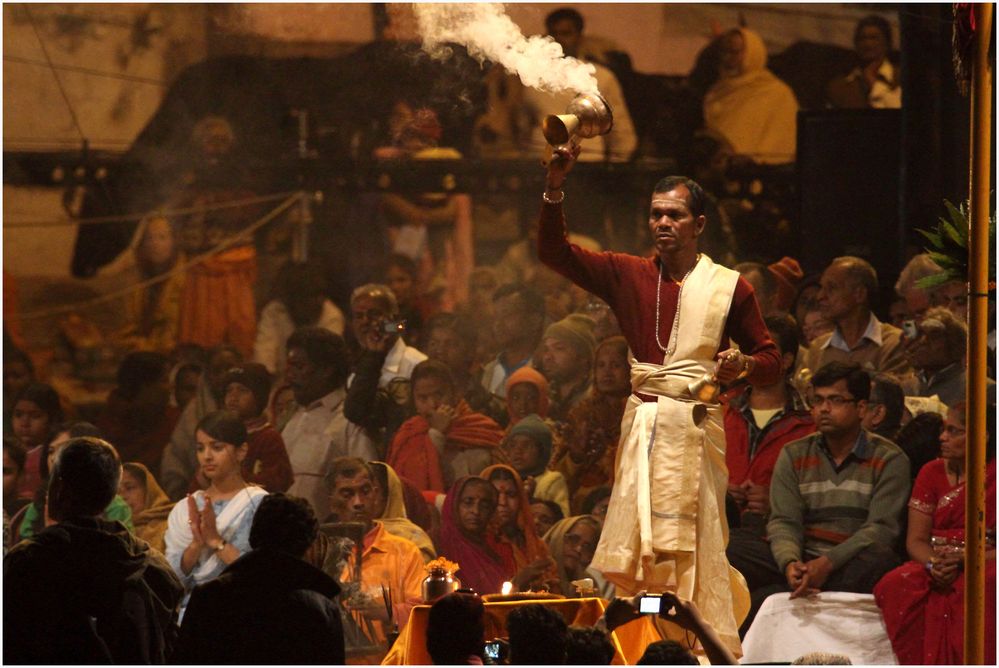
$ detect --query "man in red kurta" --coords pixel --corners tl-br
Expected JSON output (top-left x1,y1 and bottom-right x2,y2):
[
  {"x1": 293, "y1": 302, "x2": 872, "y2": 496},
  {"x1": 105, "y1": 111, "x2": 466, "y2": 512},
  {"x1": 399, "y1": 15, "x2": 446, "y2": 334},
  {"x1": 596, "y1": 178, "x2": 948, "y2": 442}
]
[{"x1": 537, "y1": 143, "x2": 781, "y2": 657}]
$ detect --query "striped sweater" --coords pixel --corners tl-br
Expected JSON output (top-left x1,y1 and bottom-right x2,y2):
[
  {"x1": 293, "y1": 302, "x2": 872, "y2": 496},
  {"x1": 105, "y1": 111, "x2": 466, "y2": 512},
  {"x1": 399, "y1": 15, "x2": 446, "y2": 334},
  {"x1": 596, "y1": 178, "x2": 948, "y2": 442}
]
[{"x1": 767, "y1": 430, "x2": 910, "y2": 571}]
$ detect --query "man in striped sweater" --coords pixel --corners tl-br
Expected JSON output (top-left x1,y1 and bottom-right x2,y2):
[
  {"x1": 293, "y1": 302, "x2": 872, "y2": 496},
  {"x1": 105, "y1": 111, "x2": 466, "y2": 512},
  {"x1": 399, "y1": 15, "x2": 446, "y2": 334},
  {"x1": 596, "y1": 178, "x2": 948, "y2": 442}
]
[{"x1": 727, "y1": 361, "x2": 910, "y2": 633}]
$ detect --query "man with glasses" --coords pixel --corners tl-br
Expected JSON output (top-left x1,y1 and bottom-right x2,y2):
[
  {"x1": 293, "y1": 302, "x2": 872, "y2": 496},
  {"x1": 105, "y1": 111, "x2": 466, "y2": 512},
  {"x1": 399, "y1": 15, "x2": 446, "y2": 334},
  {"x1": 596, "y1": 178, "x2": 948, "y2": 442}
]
[{"x1": 726, "y1": 361, "x2": 910, "y2": 634}]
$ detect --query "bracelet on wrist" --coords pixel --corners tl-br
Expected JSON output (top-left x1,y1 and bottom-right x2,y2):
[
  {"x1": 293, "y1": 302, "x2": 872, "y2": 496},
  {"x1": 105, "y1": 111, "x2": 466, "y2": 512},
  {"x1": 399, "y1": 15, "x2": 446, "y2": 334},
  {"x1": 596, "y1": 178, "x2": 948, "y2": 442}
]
[
  {"x1": 213, "y1": 539, "x2": 227, "y2": 553},
  {"x1": 542, "y1": 188, "x2": 565, "y2": 204}
]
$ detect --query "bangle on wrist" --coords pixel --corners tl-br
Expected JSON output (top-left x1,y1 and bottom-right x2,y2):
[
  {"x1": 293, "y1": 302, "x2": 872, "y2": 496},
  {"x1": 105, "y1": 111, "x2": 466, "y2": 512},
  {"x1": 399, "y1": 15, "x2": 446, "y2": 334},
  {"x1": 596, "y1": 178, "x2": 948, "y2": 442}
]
[
  {"x1": 542, "y1": 188, "x2": 565, "y2": 204},
  {"x1": 213, "y1": 539, "x2": 226, "y2": 553},
  {"x1": 736, "y1": 355, "x2": 751, "y2": 380}
]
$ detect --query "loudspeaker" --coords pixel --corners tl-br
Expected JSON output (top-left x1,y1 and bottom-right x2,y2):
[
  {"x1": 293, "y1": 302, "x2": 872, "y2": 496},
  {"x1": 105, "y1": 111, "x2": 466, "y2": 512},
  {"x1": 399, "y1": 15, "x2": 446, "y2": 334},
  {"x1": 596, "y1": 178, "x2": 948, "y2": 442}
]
[{"x1": 797, "y1": 109, "x2": 903, "y2": 280}]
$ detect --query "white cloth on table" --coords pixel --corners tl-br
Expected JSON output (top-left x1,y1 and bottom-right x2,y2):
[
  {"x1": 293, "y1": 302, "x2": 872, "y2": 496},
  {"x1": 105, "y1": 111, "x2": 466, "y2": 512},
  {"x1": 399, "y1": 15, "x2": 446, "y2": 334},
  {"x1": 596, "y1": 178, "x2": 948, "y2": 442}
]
[{"x1": 740, "y1": 592, "x2": 897, "y2": 665}]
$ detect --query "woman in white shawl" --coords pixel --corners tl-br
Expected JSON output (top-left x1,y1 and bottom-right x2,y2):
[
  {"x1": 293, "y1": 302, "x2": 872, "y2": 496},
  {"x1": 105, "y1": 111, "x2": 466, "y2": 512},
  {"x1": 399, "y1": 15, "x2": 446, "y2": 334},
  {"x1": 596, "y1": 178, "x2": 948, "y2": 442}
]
[
  {"x1": 703, "y1": 28, "x2": 799, "y2": 165},
  {"x1": 165, "y1": 410, "x2": 267, "y2": 617}
]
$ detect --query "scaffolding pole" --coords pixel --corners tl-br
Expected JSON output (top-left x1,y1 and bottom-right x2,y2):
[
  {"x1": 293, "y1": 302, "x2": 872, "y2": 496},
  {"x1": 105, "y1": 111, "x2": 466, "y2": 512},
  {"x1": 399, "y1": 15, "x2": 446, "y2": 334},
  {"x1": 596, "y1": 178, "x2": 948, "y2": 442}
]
[{"x1": 964, "y1": 2, "x2": 993, "y2": 665}]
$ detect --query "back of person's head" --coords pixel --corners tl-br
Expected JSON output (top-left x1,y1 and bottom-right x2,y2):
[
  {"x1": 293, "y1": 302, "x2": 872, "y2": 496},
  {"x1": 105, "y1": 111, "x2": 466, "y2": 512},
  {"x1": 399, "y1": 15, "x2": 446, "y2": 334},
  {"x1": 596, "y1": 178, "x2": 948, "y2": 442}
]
[
  {"x1": 636, "y1": 639, "x2": 699, "y2": 665},
  {"x1": 811, "y1": 361, "x2": 870, "y2": 401},
  {"x1": 545, "y1": 7, "x2": 584, "y2": 33},
  {"x1": 919, "y1": 306, "x2": 968, "y2": 360},
  {"x1": 652, "y1": 176, "x2": 706, "y2": 218},
  {"x1": 894, "y1": 411, "x2": 944, "y2": 480},
  {"x1": 566, "y1": 626, "x2": 615, "y2": 665},
  {"x1": 764, "y1": 313, "x2": 801, "y2": 365},
  {"x1": 792, "y1": 651, "x2": 853, "y2": 664},
  {"x1": 507, "y1": 603, "x2": 568, "y2": 664},
  {"x1": 47, "y1": 437, "x2": 121, "y2": 521},
  {"x1": 116, "y1": 351, "x2": 169, "y2": 396},
  {"x1": 426, "y1": 591, "x2": 486, "y2": 664},
  {"x1": 285, "y1": 327, "x2": 349, "y2": 388},
  {"x1": 196, "y1": 410, "x2": 247, "y2": 446},
  {"x1": 249, "y1": 493, "x2": 318, "y2": 558},
  {"x1": 894, "y1": 253, "x2": 942, "y2": 297},
  {"x1": 869, "y1": 373, "x2": 905, "y2": 433}
]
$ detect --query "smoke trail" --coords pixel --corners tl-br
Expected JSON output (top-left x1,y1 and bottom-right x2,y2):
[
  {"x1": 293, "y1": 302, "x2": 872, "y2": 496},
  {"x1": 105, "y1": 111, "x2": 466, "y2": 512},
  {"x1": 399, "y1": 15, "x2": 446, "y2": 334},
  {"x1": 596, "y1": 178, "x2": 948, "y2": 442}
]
[{"x1": 412, "y1": 3, "x2": 599, "y2": 95}]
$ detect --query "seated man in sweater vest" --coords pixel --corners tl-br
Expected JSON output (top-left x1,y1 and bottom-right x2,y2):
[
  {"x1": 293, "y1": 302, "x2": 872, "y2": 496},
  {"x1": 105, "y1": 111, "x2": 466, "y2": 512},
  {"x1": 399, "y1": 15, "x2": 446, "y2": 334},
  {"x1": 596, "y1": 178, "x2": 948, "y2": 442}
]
[{"x1": 727, "y1": 361, "x2": 910, "y2": 634}]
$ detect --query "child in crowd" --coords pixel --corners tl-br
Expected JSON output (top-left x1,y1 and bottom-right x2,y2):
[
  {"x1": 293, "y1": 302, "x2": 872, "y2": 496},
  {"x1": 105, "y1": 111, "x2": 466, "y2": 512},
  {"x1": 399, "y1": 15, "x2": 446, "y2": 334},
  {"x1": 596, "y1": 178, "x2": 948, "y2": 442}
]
[
  {"x1": 216, "y1": 363, "x2": 293, "y2": 493},
  {"x1": 387, "y1": 360, "x2": 504, "y2": 493},
  {"x1": 10, "y1": 382, "x2": 63, "y2": 501},
  {"x1": 505, "y1": 414, "x2": 570, "y2": 517}
]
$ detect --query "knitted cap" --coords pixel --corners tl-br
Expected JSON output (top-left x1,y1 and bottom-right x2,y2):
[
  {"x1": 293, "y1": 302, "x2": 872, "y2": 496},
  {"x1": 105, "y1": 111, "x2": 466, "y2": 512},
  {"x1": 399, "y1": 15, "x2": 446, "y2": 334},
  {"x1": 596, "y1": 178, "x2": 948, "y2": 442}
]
[
  {"x1": 222, "y1": 363, "x2": 272, "y2": 414},
  {"x1": 543, "y1": 313, "x2": 597, "y2": 360},
  {"x1": 507, "y1": 414, "x2": 553, "y2": 462},
  {"x1": 504, "y1": 366, "x2": 550, "y2": 417},
  {"x1": 768, "y1": 256, "x2": 804, "y2": 312}
]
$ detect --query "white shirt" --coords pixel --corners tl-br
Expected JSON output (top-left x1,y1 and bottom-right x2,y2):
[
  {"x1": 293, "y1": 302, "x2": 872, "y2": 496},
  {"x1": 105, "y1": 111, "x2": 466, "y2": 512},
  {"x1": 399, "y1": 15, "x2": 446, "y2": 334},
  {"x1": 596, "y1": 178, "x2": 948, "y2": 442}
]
[
  {"x1": 824, "y1": 312, "x2": 883, "y2": 353},
  {"x1": 377, "y1": 337, "x2": 428, "y2": 387},
  {"x1": 281, "y1": 387, "x2": 375, "y2": 519},
  {"x1": 253, "y1": 299, "x2": 345, "y2": 377}
]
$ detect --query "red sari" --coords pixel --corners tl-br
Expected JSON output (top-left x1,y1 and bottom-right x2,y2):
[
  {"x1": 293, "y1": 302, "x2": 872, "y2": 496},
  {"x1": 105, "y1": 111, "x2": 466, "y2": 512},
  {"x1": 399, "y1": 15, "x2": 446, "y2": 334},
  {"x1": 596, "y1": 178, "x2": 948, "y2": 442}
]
[
  {"x1": 874, "y1": 458, "x2": 996, "y2": 665},
  {"x1": 436, "y1": 477, "x2": 515, "y2": 595}
]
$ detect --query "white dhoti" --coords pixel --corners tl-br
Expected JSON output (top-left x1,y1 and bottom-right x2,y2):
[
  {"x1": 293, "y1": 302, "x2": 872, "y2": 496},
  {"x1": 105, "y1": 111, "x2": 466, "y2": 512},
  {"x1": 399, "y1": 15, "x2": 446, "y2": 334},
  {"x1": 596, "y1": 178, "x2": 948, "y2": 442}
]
[{"x1": 589, "y1": 255, "x2": 750, "y2": 657}]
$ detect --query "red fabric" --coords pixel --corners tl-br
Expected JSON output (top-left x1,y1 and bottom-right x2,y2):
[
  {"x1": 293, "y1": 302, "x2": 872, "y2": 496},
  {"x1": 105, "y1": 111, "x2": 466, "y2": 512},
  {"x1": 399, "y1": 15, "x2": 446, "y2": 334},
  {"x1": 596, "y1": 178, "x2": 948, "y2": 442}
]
[
  {"x1": 396, "y1": 472, "x2": 434, "y2": 532},
  {"x1": 242, "y1": 422, "x2": 294, "y2": 493},
  {"x1": 386, "y1": 400, "x2": 504, "y2": 493},
  {"x1": 874, "y1": 459, "x2": 997, "y2": 665},
  {"x1": 437, "y1": 476, "x2": 516, "y2": 595},
  {"x1": 537, "y1": 204, "x2": 781, "y2": 383},
  {"x1": 723, "y1": 393, "x2": 815, "y2": 488},
  {"x1": 16, "y1": 446, "x2": 43, "y2": 501},
  {"x1": 96, "y1": 390, "x2": 180, "y2": 478}
]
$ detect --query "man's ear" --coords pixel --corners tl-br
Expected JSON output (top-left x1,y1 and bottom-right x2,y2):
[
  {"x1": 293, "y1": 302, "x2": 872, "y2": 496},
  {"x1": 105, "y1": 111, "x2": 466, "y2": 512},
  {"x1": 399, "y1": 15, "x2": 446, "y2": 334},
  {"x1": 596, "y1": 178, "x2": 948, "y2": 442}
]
[{"x1": 694, "y1": 214, "x2": 707, "y2": 237}]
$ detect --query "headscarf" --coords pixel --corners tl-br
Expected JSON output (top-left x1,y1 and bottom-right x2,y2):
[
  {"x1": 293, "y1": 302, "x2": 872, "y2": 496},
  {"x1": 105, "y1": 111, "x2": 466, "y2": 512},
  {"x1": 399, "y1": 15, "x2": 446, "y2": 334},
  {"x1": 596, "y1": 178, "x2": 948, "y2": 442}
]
[
  {"x1": 387, "y1": 400, "x2": 505, "y2": 492},
  {"x1": 504, "y1": 366, "x2": 550, "y2": 425},
  {"x1": 543, "y1": 514, "x2": 601, "y2": 597},
  {"x1": 480, "y1": 464, "x2": 553, "y2": 581},
  {"x1": 436, "y1": 476, "x2": 514, "y2": 595},
  {"x1": 703, "y1": 27, "x2": 799, "y2": 165},
  {"x1": 124, "y1": 462, "x2": 173, "y2": 553},
  {"x1": 369, "y1": 461, "x2": 436, "y2": 562},
  {"x1": 506, "y1": 414, "x2": 553, "y2": 478}
]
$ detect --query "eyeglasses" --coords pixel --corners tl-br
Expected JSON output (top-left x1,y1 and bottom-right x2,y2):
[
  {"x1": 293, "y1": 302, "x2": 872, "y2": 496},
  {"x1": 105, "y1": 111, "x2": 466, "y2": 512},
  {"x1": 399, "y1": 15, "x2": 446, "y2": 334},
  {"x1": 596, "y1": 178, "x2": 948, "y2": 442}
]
[{"x1": 810, "y1": 394, "x2": 858, "y2": 408}]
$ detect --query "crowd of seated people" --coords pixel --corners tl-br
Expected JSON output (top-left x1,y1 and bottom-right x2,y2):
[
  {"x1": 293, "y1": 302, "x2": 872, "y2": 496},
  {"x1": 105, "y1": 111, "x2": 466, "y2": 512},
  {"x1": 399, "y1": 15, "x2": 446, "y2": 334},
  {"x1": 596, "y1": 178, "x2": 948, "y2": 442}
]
[{"x1": 2, "y1": 9, "x2": 993, "y2": 665}]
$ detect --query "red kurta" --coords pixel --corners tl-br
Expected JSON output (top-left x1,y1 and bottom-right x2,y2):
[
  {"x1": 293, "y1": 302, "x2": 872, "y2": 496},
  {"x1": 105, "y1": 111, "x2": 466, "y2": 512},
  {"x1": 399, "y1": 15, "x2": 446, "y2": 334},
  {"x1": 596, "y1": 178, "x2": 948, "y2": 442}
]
[{"x1": 536, "y1": 202, "x2": 780, "y2": 383}]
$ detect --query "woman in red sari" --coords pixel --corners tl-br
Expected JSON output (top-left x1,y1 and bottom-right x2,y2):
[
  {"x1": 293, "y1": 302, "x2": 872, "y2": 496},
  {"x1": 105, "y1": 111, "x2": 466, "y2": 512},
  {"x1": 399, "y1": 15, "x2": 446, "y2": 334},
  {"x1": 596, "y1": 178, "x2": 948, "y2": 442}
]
[
  {"x1": 481, "y1": 464, "x2": 557, "y2": 591},
  {"x1": 436, "y1": 476, "x2": 516, "y2": 595},
  {"x1": 874, "y1": 402, "x2": 996, "y2": 664}
]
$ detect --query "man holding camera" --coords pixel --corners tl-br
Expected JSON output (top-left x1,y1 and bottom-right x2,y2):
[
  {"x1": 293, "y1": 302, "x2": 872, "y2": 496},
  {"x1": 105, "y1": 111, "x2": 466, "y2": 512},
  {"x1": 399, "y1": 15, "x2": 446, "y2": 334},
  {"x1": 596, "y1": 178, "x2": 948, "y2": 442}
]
[
  {"x1": 537, "y1": 144, "x2": 781, "y2": 657},
  {"x1": 344, "y1": 283, "x2": 428, "y2": 453}
]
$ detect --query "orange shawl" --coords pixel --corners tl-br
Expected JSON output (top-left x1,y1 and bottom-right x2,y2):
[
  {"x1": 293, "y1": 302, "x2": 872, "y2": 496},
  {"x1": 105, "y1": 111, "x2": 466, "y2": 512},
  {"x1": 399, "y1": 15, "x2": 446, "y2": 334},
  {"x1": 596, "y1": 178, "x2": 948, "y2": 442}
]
[{"x1": 386, "y1": 400, "x2": 504, "y2": 493}]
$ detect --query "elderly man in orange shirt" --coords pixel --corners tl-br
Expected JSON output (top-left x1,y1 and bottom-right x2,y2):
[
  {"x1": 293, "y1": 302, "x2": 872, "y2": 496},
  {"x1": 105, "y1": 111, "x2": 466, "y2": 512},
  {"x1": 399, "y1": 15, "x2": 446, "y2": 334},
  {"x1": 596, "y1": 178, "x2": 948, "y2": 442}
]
[{"x1": 326, "y1": 457, "x2": 425, "y2": 661}]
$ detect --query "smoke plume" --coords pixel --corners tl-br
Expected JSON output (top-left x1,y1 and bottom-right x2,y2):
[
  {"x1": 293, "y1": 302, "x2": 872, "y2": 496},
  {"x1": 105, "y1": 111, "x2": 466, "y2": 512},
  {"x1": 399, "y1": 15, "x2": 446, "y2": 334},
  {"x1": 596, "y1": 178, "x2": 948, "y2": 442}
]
[{"x1": 412, "y1": 3, "x2": 599, "y2": 95}]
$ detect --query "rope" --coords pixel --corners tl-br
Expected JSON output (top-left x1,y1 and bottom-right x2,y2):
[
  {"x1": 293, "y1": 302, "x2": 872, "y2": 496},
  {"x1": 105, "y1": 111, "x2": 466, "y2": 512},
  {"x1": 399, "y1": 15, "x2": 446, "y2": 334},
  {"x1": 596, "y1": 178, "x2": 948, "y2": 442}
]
[
  {"x1": 3, "y1": 54, "x2": 168, "y2": 87},
  {"x1": 17, "y1": 193, "x2": 303, "y2": 322},
  {"x1": 23, "y1": 6, "x2": 86, "y2": 141},
  {"x1": 4, "y1": 191, "x2": 299, "y2": 228}
]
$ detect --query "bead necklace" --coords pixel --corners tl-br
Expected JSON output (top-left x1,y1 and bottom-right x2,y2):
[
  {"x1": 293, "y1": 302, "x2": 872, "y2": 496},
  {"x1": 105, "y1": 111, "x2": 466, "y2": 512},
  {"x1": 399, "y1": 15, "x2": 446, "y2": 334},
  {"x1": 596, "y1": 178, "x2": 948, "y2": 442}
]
[{"x1": 654, "y1": 255, "x2": 700, "y2": 355}]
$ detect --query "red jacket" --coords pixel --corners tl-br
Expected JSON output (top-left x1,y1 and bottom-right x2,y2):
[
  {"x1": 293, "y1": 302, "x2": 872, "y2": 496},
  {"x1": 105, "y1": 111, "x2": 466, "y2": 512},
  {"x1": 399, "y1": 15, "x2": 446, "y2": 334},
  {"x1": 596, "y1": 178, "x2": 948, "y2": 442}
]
[{"x1": 723, "y1": 385, "x2": 815, "y2": 488}]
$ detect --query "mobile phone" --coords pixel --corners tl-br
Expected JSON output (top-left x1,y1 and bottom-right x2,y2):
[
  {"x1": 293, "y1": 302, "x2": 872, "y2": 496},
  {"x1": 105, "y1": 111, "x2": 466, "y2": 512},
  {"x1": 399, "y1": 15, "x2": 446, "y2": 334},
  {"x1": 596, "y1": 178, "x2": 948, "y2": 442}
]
[
  {"x1": 902, "y1": 319, "x2": 918, "y2": 339},
  {"x1": 484, "y1": 641, "x2": 502, "y2": 660},
  {"x1": 639, "y1": 594, "x2": 662, "y2": 614}
]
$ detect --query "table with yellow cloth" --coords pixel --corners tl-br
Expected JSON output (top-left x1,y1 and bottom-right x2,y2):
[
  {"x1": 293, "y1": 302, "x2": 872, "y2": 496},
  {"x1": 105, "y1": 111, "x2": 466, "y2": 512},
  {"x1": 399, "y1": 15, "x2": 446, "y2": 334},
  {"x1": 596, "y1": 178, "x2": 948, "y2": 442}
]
[{"x1": 381, "y1": 597, "x2": 663, "y2": 665}]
